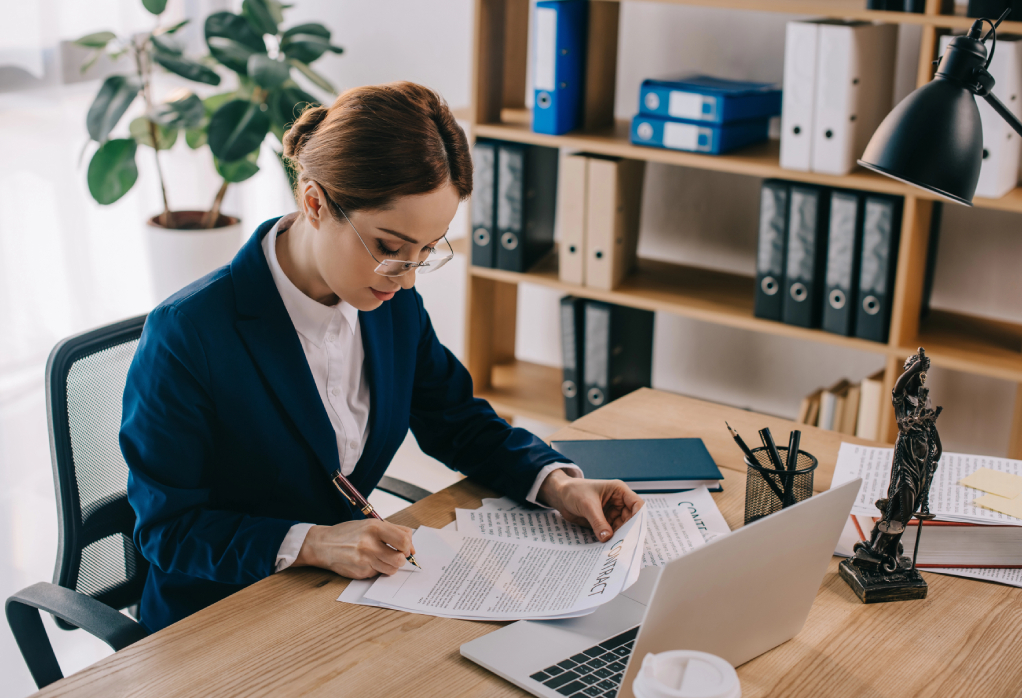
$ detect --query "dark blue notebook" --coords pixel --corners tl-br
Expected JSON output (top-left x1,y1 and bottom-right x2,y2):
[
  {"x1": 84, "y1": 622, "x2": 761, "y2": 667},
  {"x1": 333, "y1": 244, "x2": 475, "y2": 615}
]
[{"x1": 550, "y1": 438, "x2": 724, "y2": 492}]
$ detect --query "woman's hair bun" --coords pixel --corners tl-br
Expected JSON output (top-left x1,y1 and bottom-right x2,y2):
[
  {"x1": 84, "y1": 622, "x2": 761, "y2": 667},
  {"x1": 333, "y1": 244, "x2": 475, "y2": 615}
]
[{"x1": 282, "y1": 105, "x2": 329, "y2": 160}]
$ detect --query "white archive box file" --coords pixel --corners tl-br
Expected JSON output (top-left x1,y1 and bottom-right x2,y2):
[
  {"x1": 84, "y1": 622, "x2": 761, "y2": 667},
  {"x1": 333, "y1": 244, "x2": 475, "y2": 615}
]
[
  {"x1": 940, "y1": 34, "x2": 1022, "y2": 199},
  {"x1": 557, "y1": 153, "x2": 588, "y2": 285},
  {"x1": 780, "y1": 19, "x2": 824, "y2": 171},
  {"x1": 811, "y1": 21, "x2": 897, "y2": 176}
]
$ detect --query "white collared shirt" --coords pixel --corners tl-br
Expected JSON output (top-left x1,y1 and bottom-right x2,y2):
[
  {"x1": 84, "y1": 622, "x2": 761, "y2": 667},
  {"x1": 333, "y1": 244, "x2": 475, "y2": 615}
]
[{"x1": 263, "y1": 219, "x2": 580, "y2": 572}]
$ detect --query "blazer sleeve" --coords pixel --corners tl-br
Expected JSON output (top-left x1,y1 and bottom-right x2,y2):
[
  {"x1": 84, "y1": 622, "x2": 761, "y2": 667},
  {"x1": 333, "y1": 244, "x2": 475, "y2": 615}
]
[
  {"x1": 407, "y1": 290, "x2": 567, "y2": 501},
  {"x1": 120, "y1": 305, "x2": 299, "y2": 586}
]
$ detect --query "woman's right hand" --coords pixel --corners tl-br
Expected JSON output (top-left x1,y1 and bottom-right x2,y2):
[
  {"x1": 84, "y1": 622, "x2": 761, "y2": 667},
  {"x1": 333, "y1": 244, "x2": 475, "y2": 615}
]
[{"x1": 294, "y1": 519, "x2": 416, "y2": 578}]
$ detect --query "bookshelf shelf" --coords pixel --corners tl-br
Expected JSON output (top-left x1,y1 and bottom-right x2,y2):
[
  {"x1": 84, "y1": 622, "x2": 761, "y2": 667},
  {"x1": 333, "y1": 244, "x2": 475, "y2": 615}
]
[
  {"x1": 603, "y1": 0, "x2": 1022, "y2": 34},
  {"x1": 477, "y1": 360, "x2": 568, "y2": 427},
  {"x1": 465, "y1": 0, "x2": 1022, "y2": 457},
  {"x1": 475, "y1": 111, "x2": 1022, "y2": 214},
  {"x1": 469, "y1": 249, "x2": 892, "y2": 355}
]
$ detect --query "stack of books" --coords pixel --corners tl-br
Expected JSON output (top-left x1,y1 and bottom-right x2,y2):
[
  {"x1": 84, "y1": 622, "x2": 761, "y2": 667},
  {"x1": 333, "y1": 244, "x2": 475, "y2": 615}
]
[{"x1": 797, "y1": 369, "x2": 884, "y2": 441}]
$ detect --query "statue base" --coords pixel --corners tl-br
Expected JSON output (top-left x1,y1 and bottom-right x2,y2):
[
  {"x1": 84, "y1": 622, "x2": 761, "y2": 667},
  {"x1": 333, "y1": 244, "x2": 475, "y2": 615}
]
[{"x1": 838, "y1": 559, "x2": 928, "y2": 604}]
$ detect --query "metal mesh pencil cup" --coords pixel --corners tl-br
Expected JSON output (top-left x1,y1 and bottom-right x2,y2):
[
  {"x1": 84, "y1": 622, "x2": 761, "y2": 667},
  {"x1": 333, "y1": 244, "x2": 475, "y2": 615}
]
[{"x1": 744, "y1": 446, "x2": 818, "y2": 525}]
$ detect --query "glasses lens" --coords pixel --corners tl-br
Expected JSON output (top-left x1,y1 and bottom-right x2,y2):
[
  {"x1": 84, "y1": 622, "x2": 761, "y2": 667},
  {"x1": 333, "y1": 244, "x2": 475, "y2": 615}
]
[
  {"x1": 375, "y1": 260, "x2": 419, "y2": 277},
  {"x1": 418, "y1": 254, "x2": 454, "y2": 275}
]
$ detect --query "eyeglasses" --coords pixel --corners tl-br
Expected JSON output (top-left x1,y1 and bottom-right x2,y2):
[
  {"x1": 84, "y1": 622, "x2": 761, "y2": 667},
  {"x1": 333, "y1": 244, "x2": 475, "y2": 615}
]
[{"x1": 318, "y1": 185, "x2": 455, "y2": 277}]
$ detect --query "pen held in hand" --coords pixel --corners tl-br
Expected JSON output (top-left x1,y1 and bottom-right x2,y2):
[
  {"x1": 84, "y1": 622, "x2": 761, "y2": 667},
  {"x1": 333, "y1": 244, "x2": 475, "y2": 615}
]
[{"x1": 331, "y1": 470, "x2": 422, "y2": 570}]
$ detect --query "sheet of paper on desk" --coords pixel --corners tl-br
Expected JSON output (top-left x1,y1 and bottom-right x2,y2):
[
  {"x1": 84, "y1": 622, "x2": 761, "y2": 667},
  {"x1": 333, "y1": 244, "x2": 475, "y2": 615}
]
[
  {"x1": 456, "y1": 487, "x2": 730, "y2": 568},
  {"x1": 831, "y1": 443, "x2": 1022, "y2": 525},
  {"x1": 924, "y1": 566, "x2": 1022, "y2": 588},
  {"x1": 360, "y1": 507, "x2": 647, "y2": 620}
]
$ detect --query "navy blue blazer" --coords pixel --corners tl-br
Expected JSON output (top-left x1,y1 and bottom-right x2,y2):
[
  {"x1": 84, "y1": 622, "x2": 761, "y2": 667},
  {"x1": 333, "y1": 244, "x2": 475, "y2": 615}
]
[{"x1": 120, "y1": 216, "x2": 566, "y2": 632}]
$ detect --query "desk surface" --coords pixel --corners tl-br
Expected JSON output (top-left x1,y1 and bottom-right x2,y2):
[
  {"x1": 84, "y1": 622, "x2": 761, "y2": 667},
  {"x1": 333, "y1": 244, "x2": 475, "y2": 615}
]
[{"x1": 34, "y1": 389, "x2": 1022, "y2": 698}]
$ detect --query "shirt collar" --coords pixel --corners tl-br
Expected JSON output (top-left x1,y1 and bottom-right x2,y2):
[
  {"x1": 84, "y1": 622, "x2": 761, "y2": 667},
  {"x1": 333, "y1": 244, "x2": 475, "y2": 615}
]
[{"x1": 262, "y1": 217, "x2": 359, "y2": 346}]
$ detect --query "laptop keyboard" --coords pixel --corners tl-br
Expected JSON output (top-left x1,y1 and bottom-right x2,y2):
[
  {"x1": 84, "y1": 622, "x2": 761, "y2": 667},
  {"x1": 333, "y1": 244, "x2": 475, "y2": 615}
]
[{"x1": 527, "y1": 626, "x2": 638, "y2": 697}]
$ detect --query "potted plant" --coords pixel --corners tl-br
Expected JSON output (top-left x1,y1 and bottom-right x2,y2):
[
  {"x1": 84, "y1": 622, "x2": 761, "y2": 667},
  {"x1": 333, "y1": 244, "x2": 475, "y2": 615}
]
[{"x1": 77, "y1": 0, "x2": 342, "y2": 299}]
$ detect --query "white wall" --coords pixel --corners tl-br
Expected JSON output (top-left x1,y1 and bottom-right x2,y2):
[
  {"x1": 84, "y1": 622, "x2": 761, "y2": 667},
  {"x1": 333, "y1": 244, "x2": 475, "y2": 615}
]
[{"x1": 252, "y1": 1, "x2": 1019, "y2": 457}]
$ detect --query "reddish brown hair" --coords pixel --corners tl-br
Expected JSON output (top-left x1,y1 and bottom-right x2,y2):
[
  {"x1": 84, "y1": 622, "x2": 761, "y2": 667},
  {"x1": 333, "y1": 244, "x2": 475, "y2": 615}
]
[{"x1": 282, "y1": 81, "x2": 472, "y2": 213}]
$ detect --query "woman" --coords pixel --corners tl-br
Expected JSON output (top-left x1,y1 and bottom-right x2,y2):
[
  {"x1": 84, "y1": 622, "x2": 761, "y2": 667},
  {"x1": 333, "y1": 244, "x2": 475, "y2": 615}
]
[{"x1": 121, "y1": 81, "x2": 643, "y2": 633}]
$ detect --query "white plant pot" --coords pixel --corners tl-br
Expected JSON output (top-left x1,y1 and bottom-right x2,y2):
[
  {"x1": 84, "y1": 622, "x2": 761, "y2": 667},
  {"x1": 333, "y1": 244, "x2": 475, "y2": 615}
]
[{"x1": 145, "y1": 211, "x2": 244, "y2": 302}]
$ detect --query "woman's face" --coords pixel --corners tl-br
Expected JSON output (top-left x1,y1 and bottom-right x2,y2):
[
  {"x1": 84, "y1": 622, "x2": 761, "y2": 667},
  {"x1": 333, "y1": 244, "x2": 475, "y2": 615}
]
[{"x1": 302, "y1": 180, "x2": 461, "y2": 311}]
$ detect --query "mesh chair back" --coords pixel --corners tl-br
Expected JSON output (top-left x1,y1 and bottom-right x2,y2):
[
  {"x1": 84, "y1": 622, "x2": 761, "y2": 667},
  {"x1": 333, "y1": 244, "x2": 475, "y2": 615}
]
[{"x1": 46, "y1": 315, "x2": 149, "y2": 630}]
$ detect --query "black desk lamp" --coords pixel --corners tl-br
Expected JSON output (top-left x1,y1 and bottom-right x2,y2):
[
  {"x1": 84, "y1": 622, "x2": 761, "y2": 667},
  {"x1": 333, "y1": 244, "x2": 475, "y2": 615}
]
[{"x1": 859, "y1": 10, "x2": 1022, "y2": 205}]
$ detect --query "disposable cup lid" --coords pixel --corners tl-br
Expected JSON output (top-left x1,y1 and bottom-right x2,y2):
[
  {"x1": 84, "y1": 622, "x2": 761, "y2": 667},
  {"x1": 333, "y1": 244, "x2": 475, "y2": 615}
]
[{"x1": 632, "y1": 651, "x2": 741, "y2": 698}]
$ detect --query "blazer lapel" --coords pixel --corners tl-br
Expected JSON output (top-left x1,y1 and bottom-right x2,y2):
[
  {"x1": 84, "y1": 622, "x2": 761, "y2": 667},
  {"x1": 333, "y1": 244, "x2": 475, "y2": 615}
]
[
  {"x1": 231, "y1": 218, "x2": 340, "y2": 480},
  {"x1": 351, "y1": 304, "x2": 393, "y2": 491}
]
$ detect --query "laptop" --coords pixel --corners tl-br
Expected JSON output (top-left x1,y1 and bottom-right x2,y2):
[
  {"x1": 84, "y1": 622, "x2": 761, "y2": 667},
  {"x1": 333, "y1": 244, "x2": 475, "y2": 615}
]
[{"x1": 461, "y1": 478, "x2": 861, "y2": 698}]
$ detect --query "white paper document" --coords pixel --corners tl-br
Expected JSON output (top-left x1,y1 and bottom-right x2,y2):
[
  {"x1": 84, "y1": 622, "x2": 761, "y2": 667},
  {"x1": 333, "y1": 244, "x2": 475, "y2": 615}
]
[
  {"x1": 358, "y1": 508, "x2": 647, "y2": 620},
  {"x1": 832, "y1": 443, "x2": 1022, "y2": 526},
  {"x1": 925, "y1": 566, "x2": 1022, "y2": 588},
  {"x1": 456, "y1": 487, "x2": 730, "y2": 569}
]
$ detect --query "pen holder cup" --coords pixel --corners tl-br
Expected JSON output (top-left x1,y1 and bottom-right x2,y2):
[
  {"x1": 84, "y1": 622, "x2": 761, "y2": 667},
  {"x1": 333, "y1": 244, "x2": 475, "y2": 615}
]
[{"x1": 744, "y1": 447, "x2": 818, "y2": 525}]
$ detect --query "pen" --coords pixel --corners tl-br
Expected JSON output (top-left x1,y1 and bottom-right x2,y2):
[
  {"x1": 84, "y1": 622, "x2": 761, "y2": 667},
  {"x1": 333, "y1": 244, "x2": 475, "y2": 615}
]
[
  {"x1": 725, "y1": 421, "x2": 757, "y2": 463},
  {"x1": 785, "y1": 430, "x2": 801, "y2": 472},
  {"x1": 330, "y1": 470, "x2": 422, "y2": 570},
  {"x1": 759, "y1": 428, "x2": 785, "y2": 472}
]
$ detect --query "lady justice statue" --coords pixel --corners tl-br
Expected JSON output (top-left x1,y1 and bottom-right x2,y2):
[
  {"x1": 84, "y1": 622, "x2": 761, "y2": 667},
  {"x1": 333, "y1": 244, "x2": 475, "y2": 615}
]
[{"x1": 839, "y1": 348, "x2": 943, "y2": 603}]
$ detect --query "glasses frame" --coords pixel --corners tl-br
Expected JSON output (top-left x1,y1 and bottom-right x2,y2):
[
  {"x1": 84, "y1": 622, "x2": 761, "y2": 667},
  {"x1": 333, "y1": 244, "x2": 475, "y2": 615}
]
[{"x1": 316, "y1": 184, "x2": 455, "y2": 277}]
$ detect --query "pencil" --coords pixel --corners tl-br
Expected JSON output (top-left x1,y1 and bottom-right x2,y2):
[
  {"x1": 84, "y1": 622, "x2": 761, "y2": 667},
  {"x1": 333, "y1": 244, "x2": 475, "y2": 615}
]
[{"x1": 725, "y1": 421, "x2": 757, "y2": 462}]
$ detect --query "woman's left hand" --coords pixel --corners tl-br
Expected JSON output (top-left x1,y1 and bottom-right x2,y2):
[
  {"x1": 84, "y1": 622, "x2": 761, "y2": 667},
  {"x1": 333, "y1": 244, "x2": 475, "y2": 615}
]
[{"x1": 537, "y1": 469, "x2": 645, "y2": 541}]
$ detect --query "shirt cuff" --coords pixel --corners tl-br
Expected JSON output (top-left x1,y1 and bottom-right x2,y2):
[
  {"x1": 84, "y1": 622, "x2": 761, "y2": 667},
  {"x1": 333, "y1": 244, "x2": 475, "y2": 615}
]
[
  {"x1": 275, "y1": 522, "x2": 315, "y2": 573},
  {"x1": 526, "y1": 462, "x2": 584, "y2": 507}
]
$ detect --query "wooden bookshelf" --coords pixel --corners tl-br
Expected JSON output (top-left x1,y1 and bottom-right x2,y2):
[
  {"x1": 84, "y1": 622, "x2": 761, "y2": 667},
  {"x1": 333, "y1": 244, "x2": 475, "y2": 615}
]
[
  {"x1": 464, "y1": 0, "x2": 1022, "y2": 457},
  {"x1": 475, "y1": 111, "x2": 1022, "y2": 214}
]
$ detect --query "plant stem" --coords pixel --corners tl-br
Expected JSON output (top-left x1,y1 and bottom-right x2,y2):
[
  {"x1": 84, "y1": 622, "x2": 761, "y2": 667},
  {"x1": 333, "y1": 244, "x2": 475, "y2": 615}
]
[
  {"x1": 203, "y1": 180, "x2": 230, "y2": 229},
  {"x1": 135, "y1": 35, "x2": 174, "y2": 228}
]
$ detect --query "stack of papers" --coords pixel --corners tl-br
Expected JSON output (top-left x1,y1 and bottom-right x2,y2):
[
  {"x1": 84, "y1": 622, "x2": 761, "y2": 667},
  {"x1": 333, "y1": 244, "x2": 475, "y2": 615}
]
[
  {"x1": 832, "y1": 443, "x2": 1022, "y2": 587},
  {"x1": 338, "y1": 487, "x2": 730, "y2": 621}
]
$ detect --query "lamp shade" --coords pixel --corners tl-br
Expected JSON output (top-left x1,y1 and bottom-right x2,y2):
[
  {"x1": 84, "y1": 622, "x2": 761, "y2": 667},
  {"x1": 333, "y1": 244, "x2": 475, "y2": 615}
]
[{"x1": 858, "y1": 78, "x2": 983, "y2": 205}]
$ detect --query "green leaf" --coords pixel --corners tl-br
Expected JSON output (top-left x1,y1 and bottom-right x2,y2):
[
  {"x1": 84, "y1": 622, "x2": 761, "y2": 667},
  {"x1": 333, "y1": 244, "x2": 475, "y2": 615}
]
[
  {"x1": 215, "y1": 150, "x2": 261, "y2": 183},
  {"x1": 129, "y1": 116, "x2": 178, "y2": 150},
  {"x1": 282, "y1": 22, "x2": 330, "y2": 40},
  {"x1": 142, "y1": 0, "x2": 168, "y2": 14},
  {"x1": 247, "y1": 54, "x2": 290, "y2": 89},
  {"x1": 152, "y1": 51, "x2": 222, "y2": 85},
  {"x1": 288, "y1": 58, "x2": 335, "y2": 93},
  {"x1": 86, "y1": 74, "x2": 141, "y2": 142},
  {"x1": 242, "y1": 0, "x2": 284, "y2": 36},
  {"x1": 80, "y1": 49, "x2": 103, "y2": 75},
  {"x1": 150, "y1": 33, "x2": 183, "y2": 56},
  {"x1": 87, "y1": 139, "x2": 138, "y2": 204},
  {"x1": 185, "y1": 127, "x2": 208, "y2": 149},
  {"x1": 161, "y1": 19, "x2": 190, "y2": 34},
  {"x1": 267, "y1": 82, "x2": 319, "y2": 132},
  {"x1": 281, "y1": 33, "x2": 343, "y2": 64},
  {"x1": 205, "y1": 12, "x2": 266, "y2": 74},
  {"x1": 74, "y1": 31, "x2": 117, "y2": 49},
  {"x1": 207, "y1": 99, "x2": 270, "y2": 161},
  {"x1": 154, "y1": 93, "x2": 205, "y2": 129},
  {"x1": 203, "y1": 91, "x2": 237, "y2": 116}
]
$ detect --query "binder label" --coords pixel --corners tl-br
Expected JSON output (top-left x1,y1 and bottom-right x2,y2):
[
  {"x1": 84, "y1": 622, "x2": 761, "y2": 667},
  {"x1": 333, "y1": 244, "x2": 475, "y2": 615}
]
[
  {"x1": 668, "y1": 92, "x2": 705, "y2": 120},
  {"x1": 535, "y1": 7, "x2": 557, "y2": 92},
  {"x1": 662, "y1": 121, "x2": 699, "y2": 150}
]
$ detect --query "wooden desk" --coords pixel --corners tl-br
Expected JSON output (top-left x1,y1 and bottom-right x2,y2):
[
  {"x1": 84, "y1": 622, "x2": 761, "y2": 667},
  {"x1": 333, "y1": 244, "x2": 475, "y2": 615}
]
[{"x1": 34, "y1": 389, "x2": 1022, "y2": 698}]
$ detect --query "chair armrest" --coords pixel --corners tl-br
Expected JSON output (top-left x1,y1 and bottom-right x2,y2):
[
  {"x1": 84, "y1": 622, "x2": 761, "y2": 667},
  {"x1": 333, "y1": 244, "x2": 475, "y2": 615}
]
[
  {"x1": 377, "y1": 476, "x2": 431, "y2": 504},
  {"x1": 6, "y1": 582, "x2": 149, "y2": 689}
]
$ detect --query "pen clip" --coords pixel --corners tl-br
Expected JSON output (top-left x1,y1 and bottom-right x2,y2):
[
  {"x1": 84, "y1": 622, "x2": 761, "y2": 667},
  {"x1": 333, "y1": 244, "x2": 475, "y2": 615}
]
[{"x1": 331, "y1": 471, "x2": 358, "y2": 507}]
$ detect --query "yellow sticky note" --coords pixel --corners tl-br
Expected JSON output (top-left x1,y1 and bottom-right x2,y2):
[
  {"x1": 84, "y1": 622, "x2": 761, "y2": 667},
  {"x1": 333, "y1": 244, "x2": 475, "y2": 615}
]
[
  {"x1": 974, "y1": 493, "x2": 1022, "y2": 520},
  {"x1": 959, "y1": 467, "x2": 1022, "y2": 499}
]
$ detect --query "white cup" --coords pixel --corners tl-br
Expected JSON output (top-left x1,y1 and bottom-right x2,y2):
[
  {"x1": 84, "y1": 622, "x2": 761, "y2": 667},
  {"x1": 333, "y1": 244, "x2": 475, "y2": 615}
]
[{"x1": 632, "y1": 651, "x2": 741, "y2": 698}]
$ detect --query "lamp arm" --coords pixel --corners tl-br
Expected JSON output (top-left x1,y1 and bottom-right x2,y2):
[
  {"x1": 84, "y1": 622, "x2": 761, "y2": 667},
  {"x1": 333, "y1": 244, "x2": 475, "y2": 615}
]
[{"x1": 983, "y1": 92, "x2": 1022, "y2": 137}]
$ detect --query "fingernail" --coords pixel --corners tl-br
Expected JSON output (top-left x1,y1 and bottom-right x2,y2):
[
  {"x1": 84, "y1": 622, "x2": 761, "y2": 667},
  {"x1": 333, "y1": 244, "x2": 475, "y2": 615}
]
[{"x1": 600, "y1": 530, "x2": 610, "y2": 539}]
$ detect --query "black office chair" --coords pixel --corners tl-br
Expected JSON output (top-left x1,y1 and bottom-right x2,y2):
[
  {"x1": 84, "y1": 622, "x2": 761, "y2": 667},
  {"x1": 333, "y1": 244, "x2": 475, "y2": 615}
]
[{"x1": 6, "y1": 315, "x2": 431, "y2": 689}]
